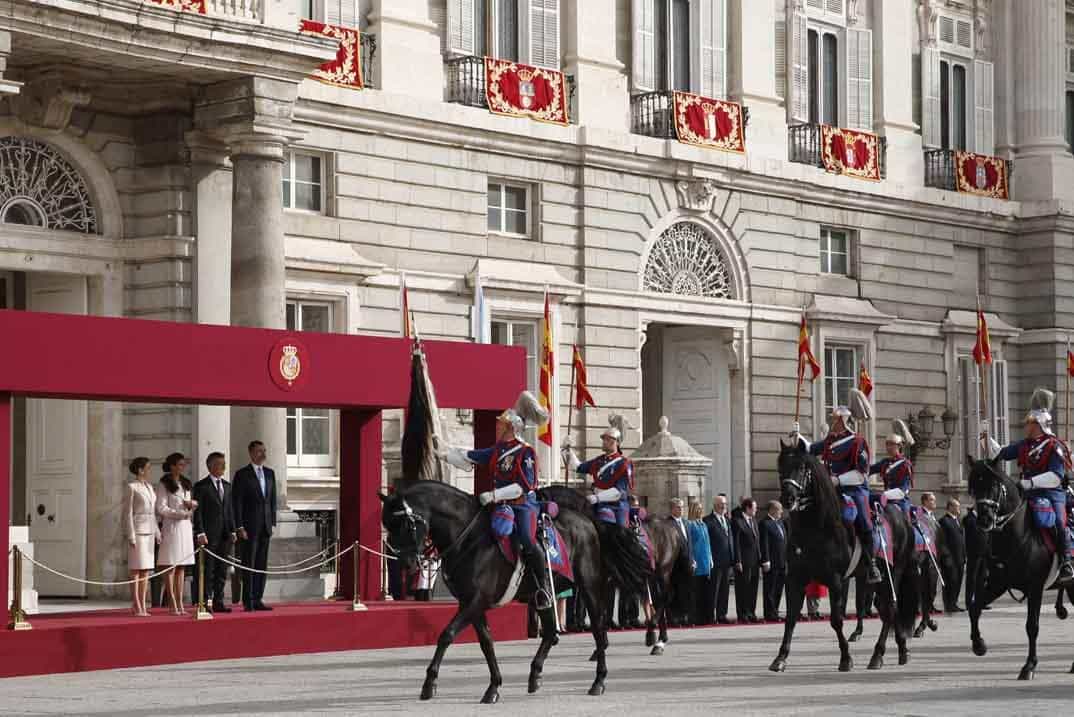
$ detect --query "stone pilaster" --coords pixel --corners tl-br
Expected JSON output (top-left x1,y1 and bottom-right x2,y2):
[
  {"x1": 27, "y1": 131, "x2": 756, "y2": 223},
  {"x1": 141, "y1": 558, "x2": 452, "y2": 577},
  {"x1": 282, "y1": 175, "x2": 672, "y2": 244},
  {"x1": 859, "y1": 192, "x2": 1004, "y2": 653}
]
[
  {"x1": 188, "y1": 132, "x2": 233, "y2": 476},
  {"x1": 0, "y1": 31, "x2": 21, "y2": 96},
  {"x1": 367, "y1": 0, "x2": 443, "y2": 100},
  {"x1": 729, "y1": 0, "x2": 786, "y2": 160},
  {"x1": 874, "y1": 0, "x2": 923, "y2": 187},
  {"x1": 562, "y1": 0, "x2": 628, "y2": 132}
]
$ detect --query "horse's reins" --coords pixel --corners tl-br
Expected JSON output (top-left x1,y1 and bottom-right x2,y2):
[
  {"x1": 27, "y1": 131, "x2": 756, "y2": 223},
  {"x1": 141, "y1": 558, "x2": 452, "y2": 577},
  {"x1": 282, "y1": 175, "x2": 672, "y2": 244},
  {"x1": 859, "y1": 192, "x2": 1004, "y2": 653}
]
[{"x1": 974, "y1": 471, "x2": 1033, "y2": 603}]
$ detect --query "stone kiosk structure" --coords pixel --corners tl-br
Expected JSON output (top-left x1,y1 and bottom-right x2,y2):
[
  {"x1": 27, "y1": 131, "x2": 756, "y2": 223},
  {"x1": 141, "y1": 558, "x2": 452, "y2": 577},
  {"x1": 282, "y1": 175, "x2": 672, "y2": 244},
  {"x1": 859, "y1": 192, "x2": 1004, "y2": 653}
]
[{"x1": 632, "y1": 417, "x2": 713, "y2": 513}]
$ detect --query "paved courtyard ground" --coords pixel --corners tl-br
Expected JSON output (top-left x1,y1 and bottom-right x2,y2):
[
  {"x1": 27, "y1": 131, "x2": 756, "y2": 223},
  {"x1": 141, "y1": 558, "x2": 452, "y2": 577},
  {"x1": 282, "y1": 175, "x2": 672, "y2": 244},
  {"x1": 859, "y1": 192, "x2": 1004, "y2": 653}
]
[{"x1": 2, "y1": 599, "x2": 1073, "y2": 716}]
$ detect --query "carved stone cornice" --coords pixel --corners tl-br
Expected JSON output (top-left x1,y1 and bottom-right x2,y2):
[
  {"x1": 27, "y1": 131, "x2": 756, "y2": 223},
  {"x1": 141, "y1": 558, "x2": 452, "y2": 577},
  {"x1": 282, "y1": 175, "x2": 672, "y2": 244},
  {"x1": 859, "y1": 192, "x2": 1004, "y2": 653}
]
[
  {"x1": 10, "y1": 76, "x2": 90, "y2": 131},
  {"x1": 675, "y1": 179, "x2": 723, "y2": 212}
]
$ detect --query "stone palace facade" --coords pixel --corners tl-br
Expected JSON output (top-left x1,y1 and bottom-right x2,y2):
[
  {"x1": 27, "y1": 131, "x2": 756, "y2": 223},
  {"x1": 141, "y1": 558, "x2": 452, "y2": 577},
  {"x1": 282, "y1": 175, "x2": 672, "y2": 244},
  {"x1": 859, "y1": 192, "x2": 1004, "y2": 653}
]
[{"x1": 2, "y1": 0, "x2": 1074, "y2": 596}]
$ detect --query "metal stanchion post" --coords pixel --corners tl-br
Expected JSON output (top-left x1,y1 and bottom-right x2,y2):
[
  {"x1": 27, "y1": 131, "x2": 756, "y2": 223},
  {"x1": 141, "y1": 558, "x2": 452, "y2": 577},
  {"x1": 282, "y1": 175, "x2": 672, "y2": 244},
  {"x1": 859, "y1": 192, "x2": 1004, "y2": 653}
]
[
  {"x1": 194, "y1": 547, "x2": 213, "y2": 621},
  {"x1": 330, "y1": 540, "x2": 345, "y2": 601},
  {"x1": 350, "y1": 541, "x2": 367, "y2": 611},
  {"x1": 7, "y1": 546, "x2": 32, "y2": 631}
]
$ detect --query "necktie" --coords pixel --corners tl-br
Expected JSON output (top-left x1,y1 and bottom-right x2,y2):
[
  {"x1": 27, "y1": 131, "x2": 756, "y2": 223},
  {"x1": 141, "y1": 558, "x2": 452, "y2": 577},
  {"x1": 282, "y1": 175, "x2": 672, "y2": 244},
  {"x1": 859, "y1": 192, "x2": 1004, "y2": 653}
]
[
  {"x1": 256, "y1": 466, "x2": 265, "y2": 495},
  {"x1": 215, "y1": 479, "x2": 223, "y2": 499}
]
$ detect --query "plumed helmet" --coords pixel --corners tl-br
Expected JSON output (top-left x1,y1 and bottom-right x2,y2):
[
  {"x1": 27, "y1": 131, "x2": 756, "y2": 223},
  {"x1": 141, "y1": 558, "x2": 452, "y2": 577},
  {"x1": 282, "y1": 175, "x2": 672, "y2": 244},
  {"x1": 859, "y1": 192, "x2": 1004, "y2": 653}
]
[
  {"x1": 848, "y1": 388, "x2": 873, "y2": 422},
  {"x1": 1025, "y1": 387, "x2": 1055, "y2": 435},
  {"x1": 498, "y1": 390, "x2": 549, "y2": 435},
  {"x1": 601, "y1": 413, "x2": 630, "y2": 444},
  {"x1": 886, "y1": 419, "x2": 915, "y2": 448}
]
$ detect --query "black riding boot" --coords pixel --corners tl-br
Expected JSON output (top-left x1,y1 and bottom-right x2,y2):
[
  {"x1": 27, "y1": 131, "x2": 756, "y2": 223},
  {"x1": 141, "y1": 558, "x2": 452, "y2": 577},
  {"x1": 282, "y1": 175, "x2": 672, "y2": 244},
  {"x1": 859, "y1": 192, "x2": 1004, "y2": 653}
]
[
  {"x1": 861, "y1": 527, "x2": 882, "y2": 584},
  {"x1": 523, "y1": 544, "x2": 554, "y2": 611},
  {"x1": 1055, "y1": 525, "x2": 1074, "y2": 586}
]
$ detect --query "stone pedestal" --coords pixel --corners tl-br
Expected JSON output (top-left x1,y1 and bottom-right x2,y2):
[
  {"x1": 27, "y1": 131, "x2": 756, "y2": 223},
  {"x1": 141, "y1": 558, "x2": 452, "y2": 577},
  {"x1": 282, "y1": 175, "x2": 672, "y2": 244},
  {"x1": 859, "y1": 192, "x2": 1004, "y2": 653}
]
[
  {"x1": 8, "y1": 527, "x2": 39, "y2": 615},
  {"x1": 631, "y1": 417, "x2": 713, "y2": 514}
]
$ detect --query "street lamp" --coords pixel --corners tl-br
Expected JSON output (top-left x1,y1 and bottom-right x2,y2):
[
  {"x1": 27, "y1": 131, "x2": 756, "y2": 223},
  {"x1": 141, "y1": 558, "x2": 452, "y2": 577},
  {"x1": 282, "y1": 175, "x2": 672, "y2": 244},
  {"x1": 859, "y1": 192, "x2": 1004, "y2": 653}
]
[{"x1": 905, "y1": 406, "x2": 958, "y2": 461}]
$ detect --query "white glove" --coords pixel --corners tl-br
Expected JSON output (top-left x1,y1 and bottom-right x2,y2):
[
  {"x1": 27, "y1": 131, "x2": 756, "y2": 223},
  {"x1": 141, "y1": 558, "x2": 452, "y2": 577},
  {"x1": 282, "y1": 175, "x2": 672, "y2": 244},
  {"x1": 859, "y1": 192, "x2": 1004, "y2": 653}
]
[
  {"x1": 882, "y1": 488, "x2": 906, "y2": 501},
  {"x1": 792, "y1": 421, "x2": 800, "y2": 434},
  {"x1": 561, "y1": 447, "x2": 580, "y2": 471},
  {"x1": 479, "y1": 491, "x2": 495, "y2": 506},
  {"x1": 586, "y1": 494, "x2": 598, "y2": 504},
  {"x1": 1020, "y1": 479, "x2": 1033, "y2": 491},
  {"x1": 481, "y1": 484, "x2": 524, "y2": 505},
  {"x1": 594, "y1": 487, "x2": 622, "y2": 503},
  {"x1": 562, "y1": 433, "x2": 574, "y2": 449},
  {"x1": 444, "y1": 446, "x2": 475, "y2": 471}
]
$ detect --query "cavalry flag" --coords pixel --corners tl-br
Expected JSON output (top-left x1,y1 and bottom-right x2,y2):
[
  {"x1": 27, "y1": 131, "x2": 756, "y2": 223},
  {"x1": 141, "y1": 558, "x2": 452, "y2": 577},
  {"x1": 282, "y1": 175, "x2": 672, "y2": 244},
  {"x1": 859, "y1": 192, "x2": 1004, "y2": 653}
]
[
  {"x1": 972, "y1": 300, "x2": 992, "y2": 365},
  {"x1": 400, "y1": 272, "x2": 412, "y2": 339},
  {"x1": 797, "y1": 314, "x2": 822, "y2": 381},
  {"x1": 572, "y1": 345, "x2": 596, "y2": 410},
  {"x1": 858, "y1": 362, "x2": 874, "y2": 398},
  {"x1": 537, "y1": 291, "x2": 554, "y2": 447},
  {"x1": 1067, "y1": 350, "x2": 1074, "y2": 378}
]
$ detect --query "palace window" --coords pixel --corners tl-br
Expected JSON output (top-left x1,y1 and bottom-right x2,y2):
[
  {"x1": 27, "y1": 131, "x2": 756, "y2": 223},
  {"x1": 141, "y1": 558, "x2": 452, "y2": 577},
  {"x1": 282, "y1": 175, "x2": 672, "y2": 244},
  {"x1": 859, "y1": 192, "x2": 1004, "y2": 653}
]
[
  {"x1": 643, "y1": 222, "x2": 733, "y2": 299},
  {"x1": 632, "y1": 0, "x2": 727, "y2": 98},
  {"x1": 442, "y1": 0, "x2": 560, "y2": 69},
  {"x1": 819, "y1": 227, "x2": 851, "y2": 276},
  {"x1": 286, "y1": 300, "x2": 334, "y2": 467},
  {"x1": 282, "y1": 151, "x2": 324, "y2": 213},
  {"x1": 823, "y1": 345, "x2": 858, "y2": 415},
  {"x1": 491, "y1": 318, "x2": 540, "y2": 445},
  {"x1": 0, "y1": 137, "x2": 98, "y2": 234},
  {"x1": 300, "y1": 0, "x2": 370, "y2": 29},
  {"x1": 921, "y1": 13, "x2": 993, "y2": 154},
  {"x1": 487, "y1": 181, "x2": 530, "y2": 236}
]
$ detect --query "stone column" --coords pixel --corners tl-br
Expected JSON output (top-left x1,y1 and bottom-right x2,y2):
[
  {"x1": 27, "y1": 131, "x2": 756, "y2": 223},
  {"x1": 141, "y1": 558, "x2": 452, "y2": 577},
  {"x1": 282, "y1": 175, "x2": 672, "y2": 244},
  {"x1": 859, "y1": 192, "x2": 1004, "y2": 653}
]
[
  {"x1": 228, "y1": 132, "x2": 291, "y2": 509},
  {"x1": 0, "y1": 31, "x2": 22, "y2": 95},
  {"x1": 875, "y1": 0, "x2": 923, "y2": 187},
  {"x1": 188, "y1": 132, "x2": 233, "y2": 474},
  {"x1": 729, "y1": 0, "x2": 786, "y2": 160},
  {"x1": 1007, "y1": 0, "x2": 1074, "y2": 201},
  {"x1": 368, "y1": 0, "x2": 444, "y2": 99},
  {"x1": 562, "y1": 0, "x2": 628, "y2": 132}
]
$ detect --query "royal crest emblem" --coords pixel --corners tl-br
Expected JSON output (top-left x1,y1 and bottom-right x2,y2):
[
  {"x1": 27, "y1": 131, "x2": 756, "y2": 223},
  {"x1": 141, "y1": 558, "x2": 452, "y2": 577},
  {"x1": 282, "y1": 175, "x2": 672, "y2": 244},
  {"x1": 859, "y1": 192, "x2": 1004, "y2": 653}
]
[
  {"x1": 702, "y1": 102, "x2": 718, "y2": 140},
  {"x1": 517, "y1": 67, "x2": 536, "y2": 109},
  {"x1": 279, "y1": 345, "x2": 301, "y2": 386},
  {"x1": 844, "y1": 143, "x2": 857, "y2": 168},
  {"x1": 975, "y1": 163, "x2": 987, "y2": 190},
  {"x1": 268, "y1": 338, "x2": 310, "y2": 392}
]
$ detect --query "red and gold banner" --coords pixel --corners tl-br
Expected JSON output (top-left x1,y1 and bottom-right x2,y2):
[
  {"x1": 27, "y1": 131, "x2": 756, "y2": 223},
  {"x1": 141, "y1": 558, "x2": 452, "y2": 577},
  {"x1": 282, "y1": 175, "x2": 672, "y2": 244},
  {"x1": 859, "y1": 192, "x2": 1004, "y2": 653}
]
[
  {"x1": 672, "y1": 92, "x2": 746, "y2": 153},
  {"x1": 538, "y1": 292, "x2": 554, "y2": 447},
  {"x1": 484, "y1": 58, "x2": 569, "y2": 126},
  {"x1": 146, "y1": 0, "x2": 207, "y2": 13},
  {"x1": 299, "y1": 20, "x2": 364, "y2": 90},
  {"x1": 954, "y1": 151, "x2": 1008, "y2": 200},
  {"x1": 820, "y1": 125, "x2": 881, "y2": 182}
]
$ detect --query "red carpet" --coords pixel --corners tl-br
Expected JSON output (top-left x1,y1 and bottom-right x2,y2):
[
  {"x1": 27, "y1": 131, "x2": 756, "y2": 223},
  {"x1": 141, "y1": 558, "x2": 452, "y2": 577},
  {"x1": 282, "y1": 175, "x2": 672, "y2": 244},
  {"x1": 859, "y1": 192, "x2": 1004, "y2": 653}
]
[{"x1": 0, "y1": 601, "x2": 529, "y2": 678}]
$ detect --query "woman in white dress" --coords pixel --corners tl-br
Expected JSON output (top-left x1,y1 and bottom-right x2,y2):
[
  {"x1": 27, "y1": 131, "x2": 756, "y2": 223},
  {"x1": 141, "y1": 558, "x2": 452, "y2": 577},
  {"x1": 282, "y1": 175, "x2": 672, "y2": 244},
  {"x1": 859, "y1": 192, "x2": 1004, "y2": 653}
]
[
  {"x1": 124, "y1": 457, "x2": 160, "y2": 617},
  {"x1": 156, "y1": 452, "x2": 197, "y2": 615}
]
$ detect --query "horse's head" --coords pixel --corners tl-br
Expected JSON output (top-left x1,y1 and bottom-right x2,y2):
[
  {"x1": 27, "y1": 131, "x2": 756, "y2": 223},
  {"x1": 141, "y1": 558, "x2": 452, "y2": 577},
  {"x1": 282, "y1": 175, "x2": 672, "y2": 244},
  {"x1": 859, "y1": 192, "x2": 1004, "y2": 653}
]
[
  {"x1": 379, "y1": 491, "x2": 428, "y2": 572},
  {"x1": 965, "y1": 454, "x2": 1018, "y2": 532},
  {"x1": 778, "y1": 438, "x2": 814, "y2": 512}
]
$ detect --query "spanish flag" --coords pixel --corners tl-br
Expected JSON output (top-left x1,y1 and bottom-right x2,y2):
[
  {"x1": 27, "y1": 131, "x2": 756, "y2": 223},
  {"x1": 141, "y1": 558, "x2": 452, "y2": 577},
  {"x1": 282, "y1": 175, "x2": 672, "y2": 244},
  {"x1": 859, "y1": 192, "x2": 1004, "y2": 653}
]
[
  {"x1": 537, "y1": 291, "x2": 554, "y2": 447},
  {"x1": 572, "y1": 345, "x2": 596, "y2": 410},
  {"x1": 797, "y1": 314, "x2": 822, "y2": 381},
  {"x1": 858, "y1": 362, "x2": 874, "y2": 397},
  {"x1": 1067, "y1": 350, "x2": 1074, "y2": 378},
  {"x1": 972, "y1": 300, "x2": 992, "y2": 365}
]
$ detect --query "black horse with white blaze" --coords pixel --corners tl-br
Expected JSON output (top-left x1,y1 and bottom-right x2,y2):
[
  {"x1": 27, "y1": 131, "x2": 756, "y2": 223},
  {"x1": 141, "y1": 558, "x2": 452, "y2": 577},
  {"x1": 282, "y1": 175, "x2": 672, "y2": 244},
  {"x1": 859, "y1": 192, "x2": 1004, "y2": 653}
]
[{"x1": 770, "y1": 441, "x2": 920, "y2": 673}]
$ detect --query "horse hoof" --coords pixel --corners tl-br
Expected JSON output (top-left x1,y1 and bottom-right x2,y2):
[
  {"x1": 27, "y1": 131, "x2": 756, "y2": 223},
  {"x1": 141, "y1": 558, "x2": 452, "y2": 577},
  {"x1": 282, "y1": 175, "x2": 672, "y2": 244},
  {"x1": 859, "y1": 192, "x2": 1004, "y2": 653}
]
[
  {"x1": 769, "y1": 658, "x2": 787, "y2": 673},
  {"x1": 1057, "y1": 605, "x2": 1069, "y2": 620},
  {"x1": 838, "y1": 657, "x2": 853, "y2": 673},
  {"x1": 420, "y1": 683, "x2": 437, "y2": 701},
  {"x1": 848, "y1": 632, "x2": 861, "y2": 643},
  {"x1": 588, "y1": 649, "x2": 598, "y2": 662},
  {"x1": 928, "y1": 621, "x2": 938, "y2": 632},
  {"x1": 867, "y1": 655, "x2": 883, "y2": 670},
  {"x1": 480, "y1": 687, "x2": 500, "y2": 704},
  {"x1": 645, "y1": 631, "x2": 655, "y2": 647},
  {"x1": 650, "y1": 645, "x2": 664, "y2": 656},
  {"x1": 913, "y1": 627, "x2": 924, "y2": 639},
  {"x1": 587, "y1": 681, "x2": 605, "y2": 697},
  {"x1": 528, "y1": 675, "x2": 542, "y2": 694},
  {"x1": 1018, "y1": 667, "x2": 1035, "y2": 681},
  {"x1": 899, "y1": 651, "x2": 909, "y2": 666},
  {"x1": 972, "y1": 640, "x2": 988, "y2": 657}
]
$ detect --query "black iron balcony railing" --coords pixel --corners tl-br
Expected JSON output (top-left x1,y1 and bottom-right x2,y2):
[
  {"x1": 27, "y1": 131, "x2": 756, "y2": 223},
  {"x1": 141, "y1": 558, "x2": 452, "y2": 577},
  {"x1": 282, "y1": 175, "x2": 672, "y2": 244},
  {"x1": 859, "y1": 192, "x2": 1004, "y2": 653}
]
[
  {"x1": 923, "y1": 148, "x2": 1013, "y2": 192},
  {"x1": 788, "y1": 122, "x2": 888, "y2": 179},
  {"x1": 444, "y1": 55, "x2": 576, "y2": 122},
  {"x1": 629, "y1": 90, "x2": 750, "y2": 139},
  {"x1": 360, "y1": 33, "x2": 377, "y2": 89}
]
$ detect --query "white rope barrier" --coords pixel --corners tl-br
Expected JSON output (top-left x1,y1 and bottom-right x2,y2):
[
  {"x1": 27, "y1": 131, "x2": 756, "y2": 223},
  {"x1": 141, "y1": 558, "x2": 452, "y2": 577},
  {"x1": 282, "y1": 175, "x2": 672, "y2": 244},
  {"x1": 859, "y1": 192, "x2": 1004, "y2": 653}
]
[
  {"x1": 207, "y1": 543, "x2": 334, "y2": 571},
  {"x1": 18, "y1": 548, "x2": 199, "y2": 587},
  {"x1": 203, "y1": 543, "x2": 355, "y2": 576},
  {"x1": 358, "y1": 543, "x2": 399, "y2": 561}
]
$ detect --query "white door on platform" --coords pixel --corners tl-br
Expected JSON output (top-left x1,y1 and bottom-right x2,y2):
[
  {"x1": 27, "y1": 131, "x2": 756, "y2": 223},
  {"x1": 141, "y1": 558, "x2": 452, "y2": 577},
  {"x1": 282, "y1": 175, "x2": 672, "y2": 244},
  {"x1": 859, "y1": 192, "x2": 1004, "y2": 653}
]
[
  {"x1": 26, "y1": 273, "x2": 88, "y2": 597},
  {"x1": 662, "y1": 326, "x2": 731, "y2": 501}
]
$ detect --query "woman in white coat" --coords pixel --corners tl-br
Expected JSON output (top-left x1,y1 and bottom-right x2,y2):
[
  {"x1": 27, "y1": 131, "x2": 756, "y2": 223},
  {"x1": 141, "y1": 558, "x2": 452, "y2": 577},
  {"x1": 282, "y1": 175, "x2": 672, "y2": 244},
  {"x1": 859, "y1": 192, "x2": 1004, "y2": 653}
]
[
  {"x1": 156, "y1": 452, "x2": 197, "y2": 615},
  {"x1": 125, "y1": 457, "x2": 161, "y2": 616}
]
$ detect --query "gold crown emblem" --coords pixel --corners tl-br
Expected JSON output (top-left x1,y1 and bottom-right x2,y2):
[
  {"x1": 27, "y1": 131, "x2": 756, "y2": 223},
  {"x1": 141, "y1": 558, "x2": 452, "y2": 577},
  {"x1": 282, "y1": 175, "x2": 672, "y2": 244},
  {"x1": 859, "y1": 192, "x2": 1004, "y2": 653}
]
[
  {"x1": 517, "y1": 67, "x2": 535, "y2": 82},
  {"x1": 701, "y1": 102, "x2": 717, "y2": 113},
  {"x1": 279, "y1": 345, "x2": 301, "y2": 384}
]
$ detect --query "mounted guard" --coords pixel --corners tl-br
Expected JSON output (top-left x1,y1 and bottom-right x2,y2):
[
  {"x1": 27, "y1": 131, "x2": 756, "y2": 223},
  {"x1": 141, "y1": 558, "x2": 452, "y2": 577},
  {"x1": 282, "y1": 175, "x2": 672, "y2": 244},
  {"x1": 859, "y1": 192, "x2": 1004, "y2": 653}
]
[
  {"x1": 981, "y1": 388, "x2": 1074, "y2": 586},
  {"x1": 795, "y1": 388, "x2": 882, "y2": 584},
  {"x1": 562, "y1": 414, "x2": 635, "y2": 527},
  {"x1": 443, "y1": 390, "x2": 556, "y2": 608},
  {"x1": 870, "y1": 419, "x2": 916, "y2": 519}
]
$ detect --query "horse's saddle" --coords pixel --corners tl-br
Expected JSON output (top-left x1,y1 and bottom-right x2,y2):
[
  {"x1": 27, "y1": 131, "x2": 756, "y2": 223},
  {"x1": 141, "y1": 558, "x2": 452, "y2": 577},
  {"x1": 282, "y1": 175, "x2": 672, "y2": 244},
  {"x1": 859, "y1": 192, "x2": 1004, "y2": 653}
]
[
  {"x1": 840, "y1": 494, "x2": 893, "y2": 562},
  {"x1": 911, "y1": 507, "x2": 938, "y2": 557},
  {"x1": 632, "y1": 520, "x2": 656, "y2": 571},
  {"x1": 492, "y1": 502, "x2": 573, "y2": 582}
]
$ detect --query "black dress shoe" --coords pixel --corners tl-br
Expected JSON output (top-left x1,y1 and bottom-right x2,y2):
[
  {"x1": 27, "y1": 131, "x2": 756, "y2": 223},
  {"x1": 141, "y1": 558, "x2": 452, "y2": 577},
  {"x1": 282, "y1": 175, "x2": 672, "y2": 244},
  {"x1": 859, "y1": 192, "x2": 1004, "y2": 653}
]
[
  {"x1": 747, "y1": 616, "x2": 761, "y2": 624},
  {"x1": 717, "y1": 617, "x2": 732, "y2": 625},
  {"x1": 212, "y1": 603, "x2": 232, "y2": 613},
  {"x1": 254, "y1": 603, "x2": 273, "y2": 611},
  {"x1": 243, "y1": 604, "x2": 254, "y2": 612}
]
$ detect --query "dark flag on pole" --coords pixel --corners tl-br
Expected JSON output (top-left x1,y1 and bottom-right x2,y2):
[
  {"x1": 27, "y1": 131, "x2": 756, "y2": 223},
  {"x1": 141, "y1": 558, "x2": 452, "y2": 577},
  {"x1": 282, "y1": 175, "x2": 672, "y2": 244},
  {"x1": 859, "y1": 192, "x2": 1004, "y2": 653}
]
[{"x1": 401, "y1": 338, "x2": 446, "y2": 482}]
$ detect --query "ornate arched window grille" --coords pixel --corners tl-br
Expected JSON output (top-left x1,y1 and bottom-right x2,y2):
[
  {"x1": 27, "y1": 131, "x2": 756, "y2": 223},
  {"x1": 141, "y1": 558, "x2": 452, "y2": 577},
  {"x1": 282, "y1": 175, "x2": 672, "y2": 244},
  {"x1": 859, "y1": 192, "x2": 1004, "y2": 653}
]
[
  {"x1": 0, "y1": 137, "x2": 98, "y2": 234},
  {"x1": 643, "y1": 222, "x2": 733, "y2": 299}
]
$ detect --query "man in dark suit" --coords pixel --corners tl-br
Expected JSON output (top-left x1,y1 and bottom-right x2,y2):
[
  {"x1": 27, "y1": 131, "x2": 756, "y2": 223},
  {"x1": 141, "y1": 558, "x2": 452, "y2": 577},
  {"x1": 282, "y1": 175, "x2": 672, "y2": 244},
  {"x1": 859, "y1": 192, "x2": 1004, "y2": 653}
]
[
  {"x1": 192, "y1": 452, "x2": 236, "y2": 613},
  {"x1": 733, "y1": 497, "x2": 761, "y2": 623},
  {"x1": 232, "y1": 440, "x2": 277, "y2": 611},
  {"x1": 667, "y1": 498, "x2": 693, "y2": 626},
  {"x1": 704, "y1": 494, "x2": 736, "y2": 624},
  {"x1": 939, "y1": 498, "x2": 966, "y2": 612},
  {"x1": 760, "y1": 500, "x2": 788, "y2": 621}
]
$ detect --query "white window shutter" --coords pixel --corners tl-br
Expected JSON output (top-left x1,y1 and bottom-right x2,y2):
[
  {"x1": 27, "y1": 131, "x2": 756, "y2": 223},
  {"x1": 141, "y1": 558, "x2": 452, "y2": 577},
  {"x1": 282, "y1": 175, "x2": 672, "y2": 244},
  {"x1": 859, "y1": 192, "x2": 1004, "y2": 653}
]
[
  {"x1": 691, "y1": 0, "x2": 727, "y2": 99},
  {"x1": 775, "y1": 19, "x2": 787, "y2": 100},
  {"x1": 846, "y1": 28, "x2": 872, "y2": 131},
  {"x1": 339, "y1": 0, "x2": 356, "y2": 27},
  {"x1": 325, "y1": 0, "x2": 341, "y2": 25},
  {"x1": 447, "y1": 0, "x2": 477, "y2": 56},
  {"x1": 525, "y1": 0, "x2": 560, "y2": 69},
  {"x1": 790, "y1": 9, "x2": 809, "y2": 122},
  {"x1": 921, "y1": 46, "x2": 942, "y2": 147},
  {"x1": 632, "y1": 0, "x2": 657, "y2": 92},
  {"x1": 974, "y1": 59, "x2": 995, "y2": 155}
]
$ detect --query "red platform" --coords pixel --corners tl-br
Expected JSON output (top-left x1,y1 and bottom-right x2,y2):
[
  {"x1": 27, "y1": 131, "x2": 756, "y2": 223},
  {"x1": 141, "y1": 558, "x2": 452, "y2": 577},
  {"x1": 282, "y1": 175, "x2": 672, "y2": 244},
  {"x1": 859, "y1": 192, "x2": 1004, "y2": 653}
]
[{"x1": 0, "y1": 601, "x2": 529, "y2": 678}]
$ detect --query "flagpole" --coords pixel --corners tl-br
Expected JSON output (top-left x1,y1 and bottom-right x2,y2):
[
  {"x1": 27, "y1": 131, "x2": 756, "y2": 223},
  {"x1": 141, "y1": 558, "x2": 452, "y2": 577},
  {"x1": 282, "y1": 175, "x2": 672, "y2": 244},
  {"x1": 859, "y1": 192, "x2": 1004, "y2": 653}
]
[
  {"x1": 1067, "y1": 333, "x2": 1071, "y2": 445},
  {"x1": 564, "y1": 349, "x2": 577, "y2": 486},
  {"x1": 975, "y1": 296, "x2": 985, "y2": 458}
]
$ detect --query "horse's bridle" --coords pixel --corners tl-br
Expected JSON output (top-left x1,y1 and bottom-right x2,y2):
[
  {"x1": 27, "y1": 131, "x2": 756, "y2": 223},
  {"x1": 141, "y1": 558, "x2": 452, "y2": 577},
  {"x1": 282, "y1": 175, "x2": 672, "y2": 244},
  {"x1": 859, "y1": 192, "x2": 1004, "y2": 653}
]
[
  {"x1": 387, "y1": 497, "x2": 484, "y2": 562},
  {"x1": 974, "y1": 466, "x2": 1023, "y2": 533},
  {"x1": 782, "y1": 461, "x2": 815, "y2": 512}
]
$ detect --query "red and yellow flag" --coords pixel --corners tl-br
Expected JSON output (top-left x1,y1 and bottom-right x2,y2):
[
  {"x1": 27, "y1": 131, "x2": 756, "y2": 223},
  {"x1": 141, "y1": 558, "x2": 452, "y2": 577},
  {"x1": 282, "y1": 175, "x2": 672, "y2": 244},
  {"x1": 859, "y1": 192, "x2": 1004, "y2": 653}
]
[
  {"x1": 1067, "y1": 350, "x2": 1074, "y2": 378},
  {"x1": 972, "y1": 303, "x2": 992, "y2": 365},
  {"x1": 858, "y1": 362, "x2": 873, "y2": 397},
  {"x1": 572, "y1": 345, "x2": 596, "y2": 410},
  {"x1": 797, "y1": 314, "x2": 822, "y2": 381},
  {"x1": 537, "y1": 291, "x2": 554, "y2": 446},
  {"x1": 400, "y1": 273, "x2": 411, "y2": 339}
]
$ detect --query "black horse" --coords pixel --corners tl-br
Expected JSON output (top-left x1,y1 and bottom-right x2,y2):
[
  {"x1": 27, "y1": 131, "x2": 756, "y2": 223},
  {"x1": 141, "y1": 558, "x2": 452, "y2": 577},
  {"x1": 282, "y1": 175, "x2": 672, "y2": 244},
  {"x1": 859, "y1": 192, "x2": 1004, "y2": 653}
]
[
  {"x1": 965, "y1": 456, "x2": 1074, "y2": 679},
  {"x1": 770, "y1": 441, "x2": 920, "y2": 673},
  {"x1": 538, "y1": 485, "x2": 693, "y2": 655},
  {"x1": 381, "y1": 481, "x2": 651, "y2": 702}
]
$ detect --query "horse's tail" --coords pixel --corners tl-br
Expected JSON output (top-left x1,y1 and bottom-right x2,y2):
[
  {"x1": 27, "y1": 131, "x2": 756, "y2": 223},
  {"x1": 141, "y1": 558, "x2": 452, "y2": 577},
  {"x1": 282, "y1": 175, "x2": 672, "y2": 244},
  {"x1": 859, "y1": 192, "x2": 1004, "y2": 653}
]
[{"x1": 598, "y1": 523, "x2": 653, "y2": 597}]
